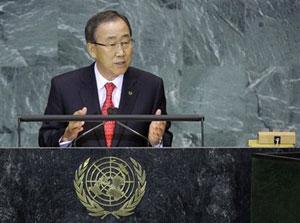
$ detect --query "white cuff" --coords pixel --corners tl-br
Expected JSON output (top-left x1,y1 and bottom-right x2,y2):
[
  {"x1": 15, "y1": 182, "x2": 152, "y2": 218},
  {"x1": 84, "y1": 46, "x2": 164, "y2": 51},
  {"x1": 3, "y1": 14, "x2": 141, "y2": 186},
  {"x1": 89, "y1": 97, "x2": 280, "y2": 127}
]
[{"x1": 59, "y1": 137, "x2": 73, "y2": 148}]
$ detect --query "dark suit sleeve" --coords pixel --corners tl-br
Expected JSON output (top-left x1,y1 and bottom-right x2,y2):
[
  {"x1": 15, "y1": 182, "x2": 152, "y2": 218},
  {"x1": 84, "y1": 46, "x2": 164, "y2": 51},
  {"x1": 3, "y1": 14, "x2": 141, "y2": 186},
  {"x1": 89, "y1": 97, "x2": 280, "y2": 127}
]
[
  {"x1": 38, "y1": 78, "x2": 67, "y2": 147},
  {"x1": 153, "y1": 78, "x2": 173, "y2": 147}
]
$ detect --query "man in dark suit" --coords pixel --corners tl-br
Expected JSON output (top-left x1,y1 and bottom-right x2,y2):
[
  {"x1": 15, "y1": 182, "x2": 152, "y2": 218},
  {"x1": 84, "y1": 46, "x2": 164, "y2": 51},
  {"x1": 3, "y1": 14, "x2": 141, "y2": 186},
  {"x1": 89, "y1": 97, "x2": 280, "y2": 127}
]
[{"x1": 39, "y1": 10, "x2": 172, "y2": 147}]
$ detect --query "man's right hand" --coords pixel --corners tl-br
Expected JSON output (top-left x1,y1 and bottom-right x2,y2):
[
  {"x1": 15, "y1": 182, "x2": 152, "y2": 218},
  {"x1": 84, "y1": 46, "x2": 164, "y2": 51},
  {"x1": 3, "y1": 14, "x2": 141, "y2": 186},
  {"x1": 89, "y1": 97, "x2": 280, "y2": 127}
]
[{"x1": 61, "y1": 107, "x2": 87, "y2": 142}]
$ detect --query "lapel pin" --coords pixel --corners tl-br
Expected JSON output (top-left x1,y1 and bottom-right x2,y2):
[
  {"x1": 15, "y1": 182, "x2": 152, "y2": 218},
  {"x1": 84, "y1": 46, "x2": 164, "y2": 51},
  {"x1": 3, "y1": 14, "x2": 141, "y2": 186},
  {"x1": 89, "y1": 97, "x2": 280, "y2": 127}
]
[{"x1": 128, "y1": 90, "x2": 133, "y2": 96}]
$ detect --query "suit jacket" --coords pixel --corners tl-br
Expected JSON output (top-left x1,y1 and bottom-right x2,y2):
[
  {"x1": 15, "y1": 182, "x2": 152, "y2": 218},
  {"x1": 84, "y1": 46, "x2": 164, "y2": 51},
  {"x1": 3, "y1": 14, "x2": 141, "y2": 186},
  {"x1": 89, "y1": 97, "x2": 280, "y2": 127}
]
[{"x1": 38, "y1": 63, "x2": 172, "y2": 147}]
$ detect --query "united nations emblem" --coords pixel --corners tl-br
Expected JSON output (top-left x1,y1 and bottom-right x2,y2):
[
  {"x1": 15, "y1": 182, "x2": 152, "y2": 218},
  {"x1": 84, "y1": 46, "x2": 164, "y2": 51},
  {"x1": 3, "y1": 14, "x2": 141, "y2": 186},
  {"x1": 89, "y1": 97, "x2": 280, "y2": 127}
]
[{"x1": 74, "y1": 156, "x2": 146, "y2": 219}]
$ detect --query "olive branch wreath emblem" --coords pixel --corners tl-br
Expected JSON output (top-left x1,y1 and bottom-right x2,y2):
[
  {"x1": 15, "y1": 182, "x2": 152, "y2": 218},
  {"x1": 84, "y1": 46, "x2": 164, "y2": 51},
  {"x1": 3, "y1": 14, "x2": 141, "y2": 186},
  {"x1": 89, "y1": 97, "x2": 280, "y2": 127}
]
[{"x1": 73, "y1": 157, "x2": 146, "y2": 219}]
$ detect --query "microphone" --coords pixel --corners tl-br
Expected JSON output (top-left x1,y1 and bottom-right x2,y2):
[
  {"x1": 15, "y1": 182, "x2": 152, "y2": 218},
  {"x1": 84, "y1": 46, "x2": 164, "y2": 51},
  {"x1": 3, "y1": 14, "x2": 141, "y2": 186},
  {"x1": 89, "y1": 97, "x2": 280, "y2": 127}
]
[
  {"x1": 72, "y1": 108, "x2": 151, "y2": 147},
  {"x1": 107, "y1": 108, "x2": 151, "y2": 146}
]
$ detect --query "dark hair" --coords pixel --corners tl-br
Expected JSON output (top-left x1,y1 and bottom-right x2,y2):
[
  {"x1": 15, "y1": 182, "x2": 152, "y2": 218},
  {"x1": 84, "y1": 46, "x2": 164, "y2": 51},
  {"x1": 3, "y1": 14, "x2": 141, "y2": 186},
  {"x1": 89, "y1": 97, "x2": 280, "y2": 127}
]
[{"x1": 85, "y1": 10, "x2": 132, "y2": 43}]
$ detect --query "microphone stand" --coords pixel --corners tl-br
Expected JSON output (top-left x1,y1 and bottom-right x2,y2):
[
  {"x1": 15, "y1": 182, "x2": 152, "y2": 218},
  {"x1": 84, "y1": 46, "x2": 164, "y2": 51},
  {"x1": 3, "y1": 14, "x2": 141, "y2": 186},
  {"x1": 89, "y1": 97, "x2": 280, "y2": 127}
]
[
  {"x1": 72, "y1": 122, "x2": 104, "y2": 147},
  {"x1": 115, "y1": 121, "x2": 151, "y2": 147},
  {"x1": 107, "y1": 107, "x2": 151, "y2": 146}
]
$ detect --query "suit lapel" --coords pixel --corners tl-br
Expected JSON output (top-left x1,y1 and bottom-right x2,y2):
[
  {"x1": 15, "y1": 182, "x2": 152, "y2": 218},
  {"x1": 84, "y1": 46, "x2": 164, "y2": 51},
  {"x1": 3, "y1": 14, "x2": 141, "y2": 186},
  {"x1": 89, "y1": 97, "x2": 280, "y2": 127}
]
[
  {"x1": 112, "y1": 68, "x2": 139, "y2": 147},
  {"x1": 78, "y1": 63, "x2": 105, "y2": 147}
]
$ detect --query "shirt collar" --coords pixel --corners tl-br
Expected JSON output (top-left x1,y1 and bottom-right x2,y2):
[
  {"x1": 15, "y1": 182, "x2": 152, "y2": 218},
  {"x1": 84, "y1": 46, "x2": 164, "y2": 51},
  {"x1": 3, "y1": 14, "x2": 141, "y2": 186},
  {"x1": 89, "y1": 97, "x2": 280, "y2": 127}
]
[{"x1": 94, "y1": 63, "x2": 124, "y2": 90}]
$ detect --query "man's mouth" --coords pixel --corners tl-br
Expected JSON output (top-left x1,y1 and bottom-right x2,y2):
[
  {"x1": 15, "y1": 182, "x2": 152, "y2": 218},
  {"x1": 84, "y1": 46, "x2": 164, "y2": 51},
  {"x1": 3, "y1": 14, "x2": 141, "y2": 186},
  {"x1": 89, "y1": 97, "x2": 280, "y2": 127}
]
[{"x1": 114, "y1": 61, "x2": 126, "y2": 65}]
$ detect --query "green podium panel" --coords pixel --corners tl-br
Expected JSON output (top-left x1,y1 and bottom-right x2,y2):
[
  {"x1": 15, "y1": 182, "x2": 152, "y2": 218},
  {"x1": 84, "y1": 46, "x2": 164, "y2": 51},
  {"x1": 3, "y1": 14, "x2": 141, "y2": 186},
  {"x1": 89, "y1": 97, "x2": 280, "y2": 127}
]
[{"x1": 251, "y1": 153, "x2": 300, "y2": 223}]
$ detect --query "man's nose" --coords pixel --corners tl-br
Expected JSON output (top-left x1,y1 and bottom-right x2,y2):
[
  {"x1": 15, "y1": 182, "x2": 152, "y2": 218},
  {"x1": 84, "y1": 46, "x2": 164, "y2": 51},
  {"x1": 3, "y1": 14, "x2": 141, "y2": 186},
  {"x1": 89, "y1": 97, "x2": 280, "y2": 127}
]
[{"x1": 115, "y1": 43, "x2": 125, "y2": 56}]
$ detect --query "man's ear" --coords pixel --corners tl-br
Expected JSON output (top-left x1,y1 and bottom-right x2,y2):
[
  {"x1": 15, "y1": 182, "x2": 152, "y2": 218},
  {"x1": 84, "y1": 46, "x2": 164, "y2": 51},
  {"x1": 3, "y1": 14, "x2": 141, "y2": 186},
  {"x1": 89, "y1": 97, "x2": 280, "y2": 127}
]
[{"x1": 86, "y1": 43, "x2": 96, "y2": 59}]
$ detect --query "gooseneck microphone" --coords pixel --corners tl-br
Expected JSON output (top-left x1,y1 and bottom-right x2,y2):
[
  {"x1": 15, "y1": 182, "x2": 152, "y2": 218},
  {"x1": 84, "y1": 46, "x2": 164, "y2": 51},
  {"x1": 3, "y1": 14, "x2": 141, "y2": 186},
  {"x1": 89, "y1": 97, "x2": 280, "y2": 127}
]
[
  {"x1": 107, "y1": 108, "x2": 151, "y2": 146},
  {"x1": 72, "y1": 108, "x2": 151, "y2": 147}
]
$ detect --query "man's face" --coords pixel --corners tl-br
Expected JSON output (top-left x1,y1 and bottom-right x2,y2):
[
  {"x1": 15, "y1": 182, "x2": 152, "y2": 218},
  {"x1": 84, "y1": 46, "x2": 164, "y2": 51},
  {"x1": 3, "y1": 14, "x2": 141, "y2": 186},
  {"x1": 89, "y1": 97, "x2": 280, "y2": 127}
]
[{"x1": 87, "y1": 18, "x2": 133, "y2": 80}]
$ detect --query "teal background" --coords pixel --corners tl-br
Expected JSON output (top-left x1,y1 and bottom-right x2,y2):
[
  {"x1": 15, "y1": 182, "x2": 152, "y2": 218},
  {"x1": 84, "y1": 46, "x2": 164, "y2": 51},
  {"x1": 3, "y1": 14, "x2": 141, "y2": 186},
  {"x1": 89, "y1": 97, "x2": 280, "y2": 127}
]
[{"x1": 0, "y1": 0, "x2": 299, "y2": 147}]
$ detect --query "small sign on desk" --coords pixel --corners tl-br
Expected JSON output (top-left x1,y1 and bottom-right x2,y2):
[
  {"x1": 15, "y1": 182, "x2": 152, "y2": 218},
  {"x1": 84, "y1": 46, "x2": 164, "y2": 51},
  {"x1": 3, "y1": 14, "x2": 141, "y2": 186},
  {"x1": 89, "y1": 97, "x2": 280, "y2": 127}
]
[{"x1": 248, "y1": 131, "x2": 296, "y2": 148}]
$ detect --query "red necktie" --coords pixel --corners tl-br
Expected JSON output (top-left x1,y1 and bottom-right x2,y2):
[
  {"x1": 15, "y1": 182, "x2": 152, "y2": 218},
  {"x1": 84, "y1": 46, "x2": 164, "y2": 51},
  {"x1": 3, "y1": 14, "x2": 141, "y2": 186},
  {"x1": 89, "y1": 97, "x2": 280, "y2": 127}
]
[{"x1": 102, "y1": 83, "x2": 116, "y2": 148}]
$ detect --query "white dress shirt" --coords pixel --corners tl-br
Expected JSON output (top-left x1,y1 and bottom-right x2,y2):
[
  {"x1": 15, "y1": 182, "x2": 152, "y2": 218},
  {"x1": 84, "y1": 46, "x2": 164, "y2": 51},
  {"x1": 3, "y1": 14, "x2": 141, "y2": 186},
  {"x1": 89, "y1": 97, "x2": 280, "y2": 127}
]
[{"x1": 94, "y1": 63, "x2": 123, "y2": 109}]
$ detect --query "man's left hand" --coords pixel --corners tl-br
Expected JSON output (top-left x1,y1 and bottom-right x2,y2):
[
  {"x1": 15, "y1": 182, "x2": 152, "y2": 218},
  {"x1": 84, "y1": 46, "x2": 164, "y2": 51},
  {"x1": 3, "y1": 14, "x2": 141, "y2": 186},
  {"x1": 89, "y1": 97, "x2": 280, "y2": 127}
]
[{"x1": 148, "y1": 109, "x2": 166, "y2": 146}]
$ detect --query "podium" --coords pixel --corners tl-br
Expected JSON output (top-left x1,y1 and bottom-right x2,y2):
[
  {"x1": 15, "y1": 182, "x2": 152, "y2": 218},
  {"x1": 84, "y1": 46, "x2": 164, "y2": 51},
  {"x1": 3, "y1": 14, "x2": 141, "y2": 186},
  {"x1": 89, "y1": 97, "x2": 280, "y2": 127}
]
[
  {"x1": 0, "y1": 147, "x2": 296, "y2": 222},
  {"x1": 251, "y1": 152, "x2": 300, "y2": 223}
]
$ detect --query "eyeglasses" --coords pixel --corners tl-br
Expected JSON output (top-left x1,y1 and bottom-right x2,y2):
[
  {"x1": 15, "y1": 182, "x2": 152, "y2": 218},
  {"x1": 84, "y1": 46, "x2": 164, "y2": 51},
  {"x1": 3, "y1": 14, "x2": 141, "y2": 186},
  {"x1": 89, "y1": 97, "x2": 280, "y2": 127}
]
[{"x1": 91, "y1": 39, "x2": 133, "y2": 50}]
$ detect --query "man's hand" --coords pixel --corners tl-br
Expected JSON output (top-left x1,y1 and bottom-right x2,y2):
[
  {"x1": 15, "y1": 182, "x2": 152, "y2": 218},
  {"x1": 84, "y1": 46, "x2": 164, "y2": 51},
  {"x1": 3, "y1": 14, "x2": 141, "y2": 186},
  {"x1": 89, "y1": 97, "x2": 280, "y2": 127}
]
[
  {"x1": 61, "y1": 107, "x2": 87, "y2": 142},
  {"x1": 148, "y1": 109, "x2": 166, "y2": 146}
]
